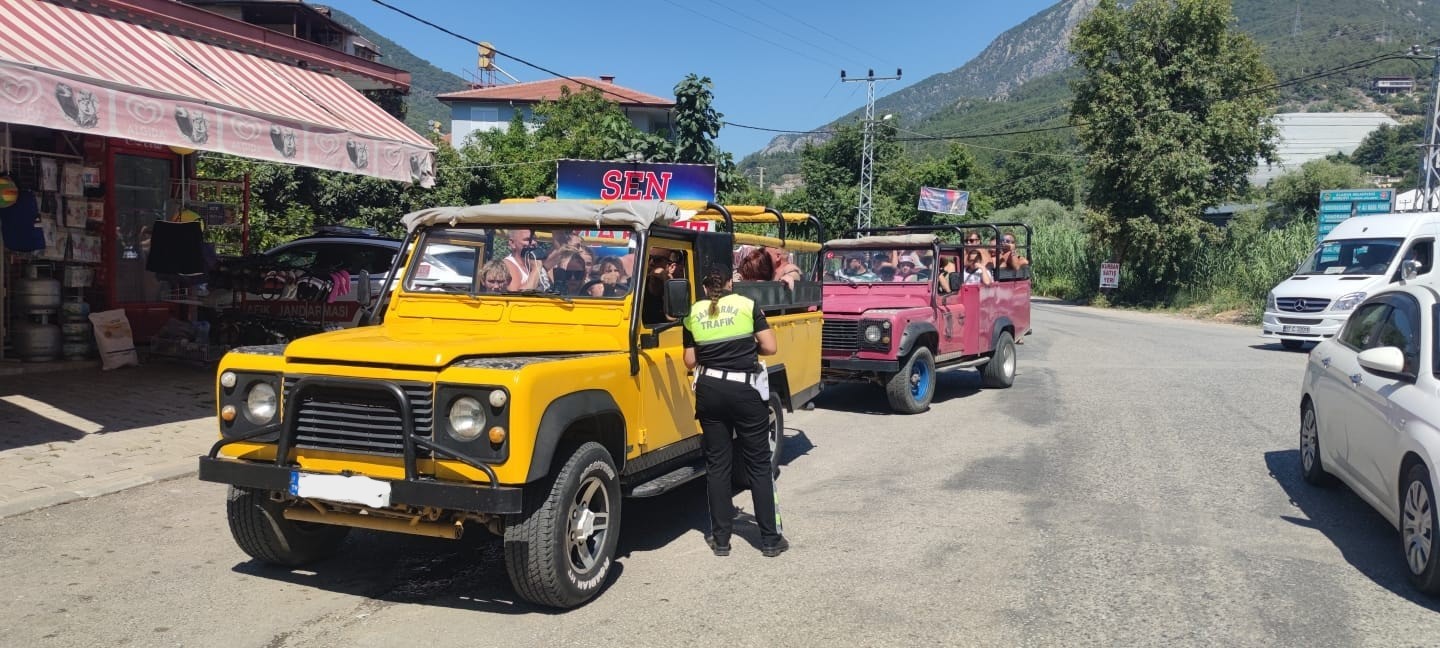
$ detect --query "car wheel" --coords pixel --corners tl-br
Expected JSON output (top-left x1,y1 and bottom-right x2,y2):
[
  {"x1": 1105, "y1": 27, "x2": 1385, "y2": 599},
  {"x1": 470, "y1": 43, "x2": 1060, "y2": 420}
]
[
  {"x1": 504, "y1": 442, "x2": 620, "y2": 608},
  {"x1": 1281, "y1": 339, "x2": 1306, "y2": 351},
  {"x1": 982, "y1": 331, "x2": 1017, "y2": 389},
  {"x1": 1401, "y1": 463, "x2": 1440, "y2": 594},
  {"x1": 225, "y1": 486, "x2": 349, "y2": 566},
  {"x1": 886, "y1": 347, "x2": 936, "y2": 414},
  {"x1": 1299, "y1": 401, "x2": 1331, "y2": 486}
]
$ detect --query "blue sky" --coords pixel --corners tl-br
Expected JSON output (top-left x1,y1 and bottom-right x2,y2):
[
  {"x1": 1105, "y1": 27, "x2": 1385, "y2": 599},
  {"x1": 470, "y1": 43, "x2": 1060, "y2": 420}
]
[{"x1": 325, "y1": 0, "x2": 1059, "y2": 158}]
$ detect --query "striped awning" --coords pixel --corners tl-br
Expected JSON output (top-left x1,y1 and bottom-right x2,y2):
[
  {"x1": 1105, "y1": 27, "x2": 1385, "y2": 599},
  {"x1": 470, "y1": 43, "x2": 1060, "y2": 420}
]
[{"x1": 0, "y1": 0, "x2": 435, "y2": 186}]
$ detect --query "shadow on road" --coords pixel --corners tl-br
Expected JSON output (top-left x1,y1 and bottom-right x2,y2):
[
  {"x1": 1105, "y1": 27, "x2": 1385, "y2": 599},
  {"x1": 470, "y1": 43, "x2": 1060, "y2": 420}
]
[
  {"x1": 0, "y1": 365, "x2": 214, "y2": 452},
  {"x1": 1250, "y1": 342, "x2": 1313, "y2": 353},
  {"x1": 812, "y1": 371, "x2": 981, "y2": 415},
  {"x1": 229, "y1": 426, "x2": 816, "y2": 615},
  {"x1": 1264, "y1": 449, "x2": 1440, "y2": 612}
]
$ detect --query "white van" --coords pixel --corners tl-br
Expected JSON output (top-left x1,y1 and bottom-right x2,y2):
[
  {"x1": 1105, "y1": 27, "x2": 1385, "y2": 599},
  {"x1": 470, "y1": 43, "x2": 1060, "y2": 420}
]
[{"x1": 1262, "y1": 212, "x2": 1438, "y2": 349}]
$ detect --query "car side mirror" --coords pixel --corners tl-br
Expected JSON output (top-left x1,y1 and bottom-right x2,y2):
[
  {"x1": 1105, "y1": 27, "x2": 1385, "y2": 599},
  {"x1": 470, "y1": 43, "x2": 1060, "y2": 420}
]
[
  {"x1": 356, "y1": 270, "x2": 373, "y2": 305},
  {"x1": 948, "y1": 272, "x2": 963, "y2": 292},
  {"x1": 1357, "y1": 346, "x2": 1409, "y2": 378},
  {"x1": 663, "y1": 279, "x2": 690, "y2": 320},
  {"x1": 1401, "y1": 258, "x2": 1422, "y2": 281}
]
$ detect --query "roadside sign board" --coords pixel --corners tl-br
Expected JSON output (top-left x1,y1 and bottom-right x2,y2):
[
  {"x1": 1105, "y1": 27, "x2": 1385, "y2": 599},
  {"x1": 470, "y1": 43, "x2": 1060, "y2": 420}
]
[
  {"x1": 1099, "y1": 262, "x2": 1120, "y2": 289},
  {"x1": 556, "y1": 160, "x2": 716, "y2": 202},
  {"x1": 1317, "y1": 188, "x2": 1394, "y2": 243}
]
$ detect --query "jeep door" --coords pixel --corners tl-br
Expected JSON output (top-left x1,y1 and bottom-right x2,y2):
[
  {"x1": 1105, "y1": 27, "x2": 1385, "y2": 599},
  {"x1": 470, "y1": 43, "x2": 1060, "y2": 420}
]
[{"x1": 636, "y1": 241, "x2": 701, "y2": 452}]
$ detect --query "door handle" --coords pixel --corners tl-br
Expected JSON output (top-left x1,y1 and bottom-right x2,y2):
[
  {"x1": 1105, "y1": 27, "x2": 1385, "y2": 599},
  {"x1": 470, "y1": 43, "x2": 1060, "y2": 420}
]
[
  {"x1": 1350, "y1": 373, "x2": 1363, "y2": 385},
  {"x1": 1321, "y1": 357, "x2": 1331, "y2": 367}
]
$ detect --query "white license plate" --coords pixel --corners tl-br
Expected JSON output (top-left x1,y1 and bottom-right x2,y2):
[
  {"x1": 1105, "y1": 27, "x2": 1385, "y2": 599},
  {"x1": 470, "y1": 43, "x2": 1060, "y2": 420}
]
[
  {"x1": 1282, "y1": 325, "x2": 1311, "y2": 334},
  {"x1": 290, "y1": 472, "x2": 391, "y2": 508}
]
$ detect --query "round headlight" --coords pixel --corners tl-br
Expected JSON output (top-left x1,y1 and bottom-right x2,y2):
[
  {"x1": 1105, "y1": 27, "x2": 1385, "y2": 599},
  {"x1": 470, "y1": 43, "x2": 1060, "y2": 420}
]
[
  {"x1": 448, "y1": 397, "x2": 486, "y2": 441},
  {"x1": 864, "y1": 324, "x2": 883, "y2": 343},
  {"x1": 220, "y1": 371, "x2": 237, "y2": 389},
  {"x1": 488, "y1": 389, "x2": 508, "y2": 409},
  {"x1": 244, "y1": 382, "x2": 277, "y2": 424}
]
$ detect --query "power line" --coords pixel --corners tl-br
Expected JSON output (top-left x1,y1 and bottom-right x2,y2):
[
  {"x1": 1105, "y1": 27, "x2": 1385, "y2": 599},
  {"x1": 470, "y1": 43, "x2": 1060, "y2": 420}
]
[
  {"x1": 696, "y1": 0, "x2": 860, "y2": 68},
  {"x1": 436, "y1": 158, "x2": 563, "y2": 171},
  {"x1": 748, "y1": 0, "x2": 895, "y2": 66},
  {"x1": 653, "y1": 0, "x2": 840, "y2": 69},
  {"x1": 890, "y1": 125, "x2": 1087, "y2": 159}
]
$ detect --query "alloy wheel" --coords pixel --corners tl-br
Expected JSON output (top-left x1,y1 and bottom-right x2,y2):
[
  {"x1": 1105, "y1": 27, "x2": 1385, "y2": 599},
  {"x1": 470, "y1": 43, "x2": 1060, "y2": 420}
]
[
  {"x1": 568, "y1": 475, "x2": 611, "y2": 573},
  {"x1": 1403, "y1": 479, "x2": 1434, "y2": 576},
  {"x1": 1300, "y1": 408, "x2": 1317, "y2": 473}
]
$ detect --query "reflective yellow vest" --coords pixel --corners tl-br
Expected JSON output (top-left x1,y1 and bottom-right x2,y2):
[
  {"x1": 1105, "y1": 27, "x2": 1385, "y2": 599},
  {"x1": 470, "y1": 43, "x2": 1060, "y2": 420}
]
[{"x1": 683, "y1": 293, "x2": 757, "y2": 345}]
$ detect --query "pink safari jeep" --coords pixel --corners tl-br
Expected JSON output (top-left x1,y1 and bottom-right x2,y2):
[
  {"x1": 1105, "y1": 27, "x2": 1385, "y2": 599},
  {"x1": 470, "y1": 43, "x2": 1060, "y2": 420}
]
[{"x1": 820, "y1": 224, "x2": 1032, "y2": 413}]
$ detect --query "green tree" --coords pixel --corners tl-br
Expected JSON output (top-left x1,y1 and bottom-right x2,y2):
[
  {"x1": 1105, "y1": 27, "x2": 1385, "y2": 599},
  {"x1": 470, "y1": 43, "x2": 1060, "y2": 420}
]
[
  {"x1": 1070, "y1": 0, "x2": 1278, "y2": 300},
  {"x1": 1264, "y1": 158, "x2": 1371, "y2": 227},
  {"x1": 991, "y1": 136, "x2": 1082, "y2": 209},
  {"x1": 1340, "y1": 120, "x2": 1425, "y2": 186}
]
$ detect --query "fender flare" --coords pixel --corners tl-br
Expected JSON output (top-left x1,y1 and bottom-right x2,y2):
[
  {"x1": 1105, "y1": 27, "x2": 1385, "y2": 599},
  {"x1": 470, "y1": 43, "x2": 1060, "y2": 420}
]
[
  {"x1": 526, "y1": 390, "x2": 625, "y2": 482},
  {"x1": 897, "y1": 321, "x2": 939, "y2": 357},
  {"x1": 991, "y1": 317, "x2": 1015, "y2": 351}
]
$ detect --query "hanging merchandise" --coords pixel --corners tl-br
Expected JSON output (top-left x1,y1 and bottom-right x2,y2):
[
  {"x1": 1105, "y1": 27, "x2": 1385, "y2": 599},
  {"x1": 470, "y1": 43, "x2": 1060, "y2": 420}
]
[
  {"x1": 1, "y1": 190, "x2": 46, "y2": 252},
  {"x1": 85, "y1": 199, "x2": 104, "y2": 227},
  {"x1": 145, "y1": 219, "x2": 206, "y2": 275},
  {"x1": 0, "y1": 176, "x2": 18, "y2": 208},
  {"x1": 39, "y1": 158, "x2": 58, "y2": 192},
  {"x1": 61, "y1": 163, "x2": 84, "y2": 196},
  {"x1": 62, "y1": 197, "x2": 88, "y2": 228}
]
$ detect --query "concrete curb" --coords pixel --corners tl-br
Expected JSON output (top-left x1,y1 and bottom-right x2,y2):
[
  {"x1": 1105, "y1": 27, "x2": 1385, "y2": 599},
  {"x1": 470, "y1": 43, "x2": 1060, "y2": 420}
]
[{"x1": 0, "y1": 459, "x2": 199, "y2": 519}]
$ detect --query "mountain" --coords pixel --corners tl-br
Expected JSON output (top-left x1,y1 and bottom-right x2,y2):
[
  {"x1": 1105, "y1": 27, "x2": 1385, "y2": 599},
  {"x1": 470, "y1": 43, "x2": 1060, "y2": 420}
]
[
  {"x1": 325, "y1": 7, "x2": 469, "y2": 136},
  {"x1": 743, "y1": 0, "x2": 1440, "y2": 174}
]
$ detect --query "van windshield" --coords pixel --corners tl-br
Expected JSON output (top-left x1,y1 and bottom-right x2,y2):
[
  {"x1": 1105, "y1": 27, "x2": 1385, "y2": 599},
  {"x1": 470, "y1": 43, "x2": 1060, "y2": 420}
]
[
  {"x1": 1295, "y1": 237, "x2": 1404, "y2": 276},
  {"x1": 404, "y1": 226, "x2": 637, "y2": 298}
]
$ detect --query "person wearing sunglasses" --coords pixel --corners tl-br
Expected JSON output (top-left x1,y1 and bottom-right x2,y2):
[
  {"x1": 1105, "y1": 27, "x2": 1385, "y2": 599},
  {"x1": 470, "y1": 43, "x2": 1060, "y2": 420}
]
[{"x1": 546, "y1": 249, "x2": 590, "y2": 296}]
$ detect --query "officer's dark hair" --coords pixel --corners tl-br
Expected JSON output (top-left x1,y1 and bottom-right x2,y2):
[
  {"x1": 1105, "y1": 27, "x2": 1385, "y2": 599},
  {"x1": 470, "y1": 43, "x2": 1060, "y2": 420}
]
[{"x1": 701, "y1": 263, "x2": 730, "y2": 317}]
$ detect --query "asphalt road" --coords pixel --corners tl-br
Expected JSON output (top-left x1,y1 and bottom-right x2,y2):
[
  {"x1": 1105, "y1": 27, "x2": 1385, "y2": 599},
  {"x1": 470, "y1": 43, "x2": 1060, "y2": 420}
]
[{"x1": 2, "y1": 302, "x2": 1437, "y2": 647}]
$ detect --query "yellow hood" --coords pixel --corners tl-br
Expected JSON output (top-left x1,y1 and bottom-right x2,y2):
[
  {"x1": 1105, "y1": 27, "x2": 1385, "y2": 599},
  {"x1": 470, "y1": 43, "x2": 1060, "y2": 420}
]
[{"x1": 283, "y1": 324, "x2": 627, "y2": 368}]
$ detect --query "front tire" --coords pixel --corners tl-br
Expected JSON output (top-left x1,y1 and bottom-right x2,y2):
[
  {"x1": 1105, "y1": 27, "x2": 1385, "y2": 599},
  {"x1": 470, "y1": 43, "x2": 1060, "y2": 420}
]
[
  {"x1": 225, "y1": 486, "x2": 349, "y2": 566},
  {"x1": 886, "y1": 347, "x2": 936, "y2": 414},
  {"x1": 1401, "y1": 463, "x2": 1439, "y2": 594},
  {"x1": 982, "y1": 331, "x2": 1017, "y2": 388},
  {"x1": 1299, "y1": 401, "x2": 1331, "y2": 486},
  {"x1": 504, "y1": 442, "x2": 620, "y2": 608}
]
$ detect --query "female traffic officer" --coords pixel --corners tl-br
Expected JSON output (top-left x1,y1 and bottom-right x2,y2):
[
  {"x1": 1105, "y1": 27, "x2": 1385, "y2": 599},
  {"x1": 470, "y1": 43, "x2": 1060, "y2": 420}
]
[{"x1": 682, "y1": 266, "x2": 788, "y2": 558}]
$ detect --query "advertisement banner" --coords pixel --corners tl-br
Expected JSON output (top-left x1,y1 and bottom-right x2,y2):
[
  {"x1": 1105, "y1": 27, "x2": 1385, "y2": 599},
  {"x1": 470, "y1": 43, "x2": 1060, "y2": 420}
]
[
  {"x1": 1099, "y1": 262, "x2": 1120, "y2": 289},
  {"x1": 556, "y1": 160, "x2": 716, "y2": 202},
  {"x1": 0, "y1": 62, "x2": 435, "y2": 186},
  {"x1": 918, "y1": 186, "x2": 969, "y2": 216}
]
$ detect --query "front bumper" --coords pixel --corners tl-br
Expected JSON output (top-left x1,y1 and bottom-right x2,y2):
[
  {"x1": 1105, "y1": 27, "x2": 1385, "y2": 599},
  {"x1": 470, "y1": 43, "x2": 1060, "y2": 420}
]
[
  {"x1": 198, "y1": 456, "x2": 524, "y2": 514},
  {"x1": 823, "y1": 357, "x2": 900, "y2": 373},
  {"x1": 1260, "y1": 310, "x2": 1348, "y2": 341}
]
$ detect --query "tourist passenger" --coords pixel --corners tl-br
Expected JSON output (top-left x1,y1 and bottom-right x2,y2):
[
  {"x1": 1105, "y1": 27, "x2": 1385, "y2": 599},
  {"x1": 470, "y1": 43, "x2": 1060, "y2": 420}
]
[
  {"x1": 842, "y1": 255, "x2": 876, "y2": 280},
  {"x1": 593, "y1": 255, "x2": 628, "y2": 295},
  {"x1": 738, "y1": 247, "x2": 775, "y2": 281},
  {"x1": 996, "y1": 232, "x2": 1029, "y2": 271},
  {"x1": 963, "y1": 249, "x2": 994, "y2": 286},
  {"x1": 936, "y1": 257, "x2": 959, "y2": 293},
  {"x1": 479, "y1": 260, "x2": 511, "y2": 293},
  {"x1": 897, "y1": 254, "x2": 926, "y2": 282},
  {"x1": 643, "y1": 250, "x2": 680, "y2": 324},
  {"x1": 503, "y1": 229, "x2": 545, "y2": 291},
  {"x1": 765, "y1": 246, "x2": 803, "y2": 289},
  {"x1": 547, "y1": 249, "x2": 589, "y2": 295}
]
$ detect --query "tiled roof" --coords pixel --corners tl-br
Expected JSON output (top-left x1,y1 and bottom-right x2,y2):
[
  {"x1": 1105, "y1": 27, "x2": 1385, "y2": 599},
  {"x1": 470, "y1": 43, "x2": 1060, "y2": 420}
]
[{"x1": 437, "y1": 77, "x2": 674, "y2": 107}]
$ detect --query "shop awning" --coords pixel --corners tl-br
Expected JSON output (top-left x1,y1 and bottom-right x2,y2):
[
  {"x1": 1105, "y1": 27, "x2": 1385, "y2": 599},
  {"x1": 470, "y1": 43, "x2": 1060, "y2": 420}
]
[{"x1": 0, "y1": 0, "x2": 435, "y2": 186}]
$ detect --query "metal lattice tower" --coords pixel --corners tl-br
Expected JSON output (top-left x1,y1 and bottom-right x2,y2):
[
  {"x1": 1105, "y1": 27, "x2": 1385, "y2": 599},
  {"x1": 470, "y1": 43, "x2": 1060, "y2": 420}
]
[
  {"x1": 841, "y1": 68, "x2": 901, "y2": 232},
  {"x1": 1418, "y1": 47, "x2": 1440, "y2": 211}
]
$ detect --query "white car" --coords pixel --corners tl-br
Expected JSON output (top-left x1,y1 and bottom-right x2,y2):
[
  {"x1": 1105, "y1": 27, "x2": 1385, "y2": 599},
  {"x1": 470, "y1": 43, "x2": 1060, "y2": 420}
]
[{"x1": 1300, "y1": 280, "x2": 1439, "y2": 594}]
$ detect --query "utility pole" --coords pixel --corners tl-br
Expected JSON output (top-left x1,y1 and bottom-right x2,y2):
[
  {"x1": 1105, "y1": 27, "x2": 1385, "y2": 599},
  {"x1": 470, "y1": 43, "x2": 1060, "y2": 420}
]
[
  {"x1": 841, "y1": 68, "x2": 901, "y2": 232},
  {"x1": 1291, "y1": 1, "x2": 1301, "y2": 39},
  {"x1": 757, "y1": 166, "x2": 765, "y2": 191},
  {"x1": 1417, "y1": 46, "x2": 1440, "y2": 211}
]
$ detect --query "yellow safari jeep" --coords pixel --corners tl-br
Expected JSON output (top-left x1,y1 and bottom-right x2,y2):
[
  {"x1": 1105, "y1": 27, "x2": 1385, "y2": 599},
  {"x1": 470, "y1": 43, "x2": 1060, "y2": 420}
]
[{"x1": 198, "y1": 200, "x2": 823, "y2": 608}]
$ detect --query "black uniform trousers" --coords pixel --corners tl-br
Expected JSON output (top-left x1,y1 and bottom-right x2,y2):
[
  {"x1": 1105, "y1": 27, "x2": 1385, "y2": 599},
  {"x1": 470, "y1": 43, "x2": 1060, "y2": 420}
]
[{"x1": 695, "y1": 374, "x2": 781, "y2": 544}]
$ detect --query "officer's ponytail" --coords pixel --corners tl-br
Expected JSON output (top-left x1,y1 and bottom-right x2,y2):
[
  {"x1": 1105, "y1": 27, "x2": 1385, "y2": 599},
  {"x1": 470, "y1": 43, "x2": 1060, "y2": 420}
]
[{"x1": 702, "y1": 267, "x2": 730, "y2": 317}]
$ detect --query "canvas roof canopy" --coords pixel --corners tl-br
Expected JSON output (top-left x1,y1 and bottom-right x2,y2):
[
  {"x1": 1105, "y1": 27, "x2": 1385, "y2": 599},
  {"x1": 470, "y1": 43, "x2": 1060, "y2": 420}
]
[{"x1": 824, "y1": 234, "x2": 938, "y2": 249}]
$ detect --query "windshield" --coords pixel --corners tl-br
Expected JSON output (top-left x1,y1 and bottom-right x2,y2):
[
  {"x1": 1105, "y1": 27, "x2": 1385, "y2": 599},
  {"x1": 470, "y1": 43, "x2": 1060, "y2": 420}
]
[
  {"x1": 1295, "y1": 237, "x2": 1404, "y2": 276},
  {"x1": 404, "y1": 226, "x2": 637, "y2": 298},
  {"x1": 823, "y1": 248, "x2": 935, "y2": 283}
]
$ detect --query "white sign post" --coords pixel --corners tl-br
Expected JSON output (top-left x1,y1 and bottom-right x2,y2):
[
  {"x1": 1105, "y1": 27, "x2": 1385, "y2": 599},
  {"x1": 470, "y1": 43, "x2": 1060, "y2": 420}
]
[{"x1": 1099, "y1": 262, "x2": 1120, "y2": 289}]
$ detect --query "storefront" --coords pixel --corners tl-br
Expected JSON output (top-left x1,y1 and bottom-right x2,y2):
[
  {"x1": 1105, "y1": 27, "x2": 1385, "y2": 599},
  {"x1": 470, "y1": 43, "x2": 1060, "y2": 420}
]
[{"x1": 0, "y1": 0, "x2": 434, "y2": 366}]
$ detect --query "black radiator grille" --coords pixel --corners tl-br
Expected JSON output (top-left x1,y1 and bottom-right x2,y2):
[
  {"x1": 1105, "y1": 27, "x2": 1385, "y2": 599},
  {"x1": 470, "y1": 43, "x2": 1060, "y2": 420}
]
[
  {"x1": 822, "y1": 320, "x2": 859, "y2": 352},
  {"x1": 283, "y1": 377, "x2": 432, "y2": 456}
]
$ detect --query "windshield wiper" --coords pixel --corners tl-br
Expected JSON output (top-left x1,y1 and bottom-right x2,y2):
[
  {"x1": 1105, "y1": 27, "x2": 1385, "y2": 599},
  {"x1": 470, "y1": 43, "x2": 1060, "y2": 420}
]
[
  {"x1": 413, "y1": 283, "x2": 473, "y2": 294},
  {"x1": 501, "y1": 289, "x2": 573, "y2": 303}
]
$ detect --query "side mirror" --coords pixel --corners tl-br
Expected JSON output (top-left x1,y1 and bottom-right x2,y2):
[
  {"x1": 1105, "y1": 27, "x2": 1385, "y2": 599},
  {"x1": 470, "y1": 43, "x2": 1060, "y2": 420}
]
[
  {"x1": 1401, "y1": 258, "x2": 1422, "y2": 281},
  {"x1": 948, "y1": 272, "x2": 963, "y2": 292},
  {"x1": 1357, "y1": 346, "x2": 1409, "y2": 378},
  {"x1": 663, "y1": 279, "x2": 690, "y2": 320},
  {"x1": 356, "y1": 270, "x2": 373, "y2": 305}
]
